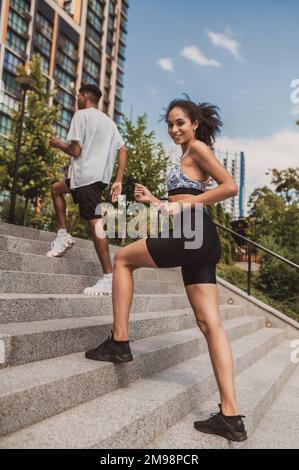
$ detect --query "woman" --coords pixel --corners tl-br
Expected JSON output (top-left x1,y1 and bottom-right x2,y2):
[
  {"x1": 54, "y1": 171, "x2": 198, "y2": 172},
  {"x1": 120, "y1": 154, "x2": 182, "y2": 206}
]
[{"x1": 85, "y1": 99, "x2": 247, "y2": 443}]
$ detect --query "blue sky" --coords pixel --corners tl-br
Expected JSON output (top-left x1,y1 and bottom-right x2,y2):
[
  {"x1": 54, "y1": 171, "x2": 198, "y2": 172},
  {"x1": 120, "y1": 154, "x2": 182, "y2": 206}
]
[
  {"x1": 122, "y1": 0, "x2": 299, "y2": 201},
  {"x1": 123, "y1": 0, "x2": 298, "y2": 140}
]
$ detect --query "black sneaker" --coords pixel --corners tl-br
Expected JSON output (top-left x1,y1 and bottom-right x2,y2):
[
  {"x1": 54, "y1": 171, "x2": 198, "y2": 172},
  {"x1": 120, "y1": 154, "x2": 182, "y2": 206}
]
[
  {"x1": 85, "y1": 331, "x2": 133, "y2": 363},
  {"x1": 194, "y1": 404, "x2": 248, "y2": 442}
]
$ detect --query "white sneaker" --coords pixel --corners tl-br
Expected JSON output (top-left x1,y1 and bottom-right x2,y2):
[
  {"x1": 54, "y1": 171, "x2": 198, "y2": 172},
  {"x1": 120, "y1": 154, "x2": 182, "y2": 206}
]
[
  {"x1": 46, "y1": 234, "x2": 75, "y2": 257},
  {"x1": 83, "y1": 276, "x2": 112, "y2": 296}
]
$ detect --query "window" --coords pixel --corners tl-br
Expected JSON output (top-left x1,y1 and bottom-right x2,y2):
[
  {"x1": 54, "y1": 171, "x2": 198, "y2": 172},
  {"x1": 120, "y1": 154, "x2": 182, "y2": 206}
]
[
  {"x1": 83, "y1": 56, "x2": 100, "y2": 77},
  {"x1": 109, "y1": 1, "x2": 115, "y2": 15},
  {"x1": 60, "y1": 108, "x2": 72, "y2": 126},
  {"x1": 0, "y1": 113, "x2": 12, "y2": 135},
  {"x1": 81, "y1": 71, "x2": 98, "y2": 86},
  {"x1": 57, "y1": 52, "x2": 77, "y2": 76},
  {"x1": 33, "y1": 51, "x2": 50, "y2": 75},
  {"x1": 10, "y1": 0, "x2": 30, "y2": 14},
  {"x1": 86, "y1": 23, "x2": 101, "y2": 44},
  {"x1": 87, "y1": 9, "x2": 103, "y2": 31},
  {"x1": 4, "y1": 50, "x2": 24, "y2": 74},
  {"x1": 115, "y1": 85, "x2": 123, "y2": 100},
  {"x1": 2, "y1": 71, "x2": 21, "y2": 96},
  {"x1": 89, "y1": 0, "x2": 104, "y2": 18},
  {"x1": 84, "y1": 39, "x2": 101, "y2": 63},
  {"x1": 118, "y1": 56, "x2": 125, "y2": 70},
  {"x1": 57, "y1": 88, "x2": 75, "y2": 110},
  {"x1": 36, "y1": 12, "x2": 53, "y2": 39},
  {"x1": 116, "y1": 70, "x2": 124, "y2": 87},
  {"x1": 59, "y1": 34, "x2": 77, "y2": 61},
  {"x1": 106, "y1": 41, "x2": 114, "y2": 56},
  {"x1": 108, "y1": 15, "x2": 114, "y2": 30},
  {"x1": 118, "y1": 44, "x2": 126, "y2": 58},
  {"x1": 114, "y1": 98, "x2": 122, "y2": 113},
  {"x1": 55, "y1": 123, "x2": 68, "y2": 140},
  {"x1": 6, "y1": 30, "x2": 27, "y2": 55},
  {"x1": 34, "y1": 31, "x2": 51, "y2": 56},
  {"x1": 119, "y1": 29, "x2": 127, "y2": 45},
  {"x1": 122, "y1": 1, "x2": 129, "y2": 16},
  {"x1": 55, "y1": 67, "x2": 75, "y2": 90},
  {"x1": 0, "y1": 93, "x2": 19, "y2": 114},
  {"x1": 120, "y1": 17, "x2": 127, "y2": 32},
  {"x1": 107, "y1": 29, "x2": 114, "y2": 45},
  {"x1": 8, "y1": 9, "x2": 28, "y2": 36}
]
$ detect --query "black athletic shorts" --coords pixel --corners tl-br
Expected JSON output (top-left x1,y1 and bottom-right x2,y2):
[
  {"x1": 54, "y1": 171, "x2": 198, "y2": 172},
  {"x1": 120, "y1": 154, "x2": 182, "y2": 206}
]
[
  {"x1": 146, "y1": 208, "x2": 222, "y2": 286},
  {"x1": 65, "y1": 179, "x2": 108, "y2": 221}
]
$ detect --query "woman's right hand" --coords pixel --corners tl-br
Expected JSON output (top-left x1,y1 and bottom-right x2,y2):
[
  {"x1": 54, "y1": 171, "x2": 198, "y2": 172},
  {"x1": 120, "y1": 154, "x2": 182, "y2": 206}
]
[{"x1": 134, "y1": 183, "x2": 155, "y2": 204}]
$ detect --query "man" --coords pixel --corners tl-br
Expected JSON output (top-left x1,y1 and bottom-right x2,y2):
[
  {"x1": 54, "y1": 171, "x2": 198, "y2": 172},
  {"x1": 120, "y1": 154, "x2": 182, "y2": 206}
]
[{"x1": 49, "y1": 84, "x2": 127, "y2": 296}]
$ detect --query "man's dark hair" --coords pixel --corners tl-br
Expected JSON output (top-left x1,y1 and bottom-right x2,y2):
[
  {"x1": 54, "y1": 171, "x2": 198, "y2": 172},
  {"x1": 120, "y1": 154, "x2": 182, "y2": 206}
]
[{"x1": 79, "y1": 84, "x2": 102, "y2": 104}]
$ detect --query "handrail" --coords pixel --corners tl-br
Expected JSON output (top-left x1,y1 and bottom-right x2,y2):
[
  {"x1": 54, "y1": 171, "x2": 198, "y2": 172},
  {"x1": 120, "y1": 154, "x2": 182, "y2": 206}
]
[
  {"x1": 214, "y1": 223, "x2": 299, "y2": 269},
  {"x1": 214, "y1": 222, "x2": 299, "y2": 296}
]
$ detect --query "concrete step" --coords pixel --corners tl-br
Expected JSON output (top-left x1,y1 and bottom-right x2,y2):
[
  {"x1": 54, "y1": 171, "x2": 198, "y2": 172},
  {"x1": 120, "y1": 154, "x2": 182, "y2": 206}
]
[
  {"x1": 0, "y1": 270, "x2": 184, "y2": 295},
  {"x1": 0, "y1": 316, "x2": 265, "y2": 436},
  {"x1": 0, "y1": 292, "x2": 228, "y2": 323},
  {"x1": 0, "y1": 231, "x2": 180, "y2": 275},
  {"x1": 0, "y1": 306, "x2": 250, "y2": 367},
  {"x1": 148, "y1": 337, "x2": 294, "y2": 449},
  {"x1": 0, "y1": 250, "x2": 183, "y2": 281},
  {"x1": 0, "y1": 222, "x2": 95, "y2": 250},
  {"x1": 0, "y1": 292, "x2": 196, "y2": 323},
  {"x1": 244, "y1": 365, "x2": 299, "y2": 449},
  {"x1": 0, "y1": 248, "x2": 103, "y2": 277},
  {"x1": 0, "y1": 234, "x2": 97, "y2": 260},
  {"x1": 0, "y1": 325, "x2": 283, "y2": 448}
]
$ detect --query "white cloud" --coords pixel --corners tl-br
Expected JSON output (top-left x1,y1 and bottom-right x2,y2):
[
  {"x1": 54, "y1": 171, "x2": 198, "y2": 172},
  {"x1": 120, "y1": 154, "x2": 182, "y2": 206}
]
[
  {"x1": 216, "y1": 129, "x2": 299, "y2": 204},
  {"x1": 157, "y1": 58, "x2": 174, "y2": 72},
  {"x1": 181, "y1": 46, "x2": 221, "y2": 67},
  {"x1": 207, "y1": 29, "x2": 244, "y2": 62},
  {"x1": 291, "y1": 105, "x2": 299, "y2": 116}
]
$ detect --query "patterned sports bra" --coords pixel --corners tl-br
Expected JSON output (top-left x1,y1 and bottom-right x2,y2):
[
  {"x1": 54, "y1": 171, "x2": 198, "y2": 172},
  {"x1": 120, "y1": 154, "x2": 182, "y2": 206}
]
[{"x1": 167, "y1": 155, "x2": 209, "y2": 197}]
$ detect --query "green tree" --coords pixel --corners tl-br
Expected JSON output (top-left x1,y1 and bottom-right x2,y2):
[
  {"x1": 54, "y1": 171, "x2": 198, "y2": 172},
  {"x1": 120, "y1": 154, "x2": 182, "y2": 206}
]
[
  {"x1": 247, "y1": 186, "x2": 286, "y2": 243},
  {"x1": 269, "y1": 167, "x2": 299, "y2": 204},
  {"x1": 113, "y1": 115, "x2": 170, "y2": 202},
  {"x1": 208, "y1": 203, "x2": 235, "y2": 264},
  {"x1": 246, "y1": 172, "x2": 299, "y2": 311},
  {"x1": 0, "y1": 55, "x2": 68, "y2": 225}
]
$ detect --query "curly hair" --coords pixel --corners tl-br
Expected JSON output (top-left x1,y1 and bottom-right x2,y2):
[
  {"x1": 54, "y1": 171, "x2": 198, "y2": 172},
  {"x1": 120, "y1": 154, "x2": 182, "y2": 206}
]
[{"x1": 164, "y1": 97, "x2": 223, "y2": 148}]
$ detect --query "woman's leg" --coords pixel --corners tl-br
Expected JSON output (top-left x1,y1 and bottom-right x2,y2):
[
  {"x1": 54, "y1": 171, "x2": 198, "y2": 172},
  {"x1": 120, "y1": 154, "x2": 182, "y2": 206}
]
[
  {"x1": 185, "y1": 282, "x2": 239, "y2": 416},
  {"x1": 112, "y1": 238, "x2": 157, "y2": 341}
]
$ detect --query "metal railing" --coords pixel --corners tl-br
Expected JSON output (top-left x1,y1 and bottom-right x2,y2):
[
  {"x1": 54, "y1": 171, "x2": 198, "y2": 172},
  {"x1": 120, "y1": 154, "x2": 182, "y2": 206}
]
[{"x1": 214, "y1": 223, "x2": 299, "y2": 296}]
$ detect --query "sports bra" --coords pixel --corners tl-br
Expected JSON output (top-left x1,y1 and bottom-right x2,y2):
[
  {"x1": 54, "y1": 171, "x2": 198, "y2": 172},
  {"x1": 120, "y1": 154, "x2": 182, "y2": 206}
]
[{"x1": 167, "y1": 156, "x2": 209, "y2": 196}]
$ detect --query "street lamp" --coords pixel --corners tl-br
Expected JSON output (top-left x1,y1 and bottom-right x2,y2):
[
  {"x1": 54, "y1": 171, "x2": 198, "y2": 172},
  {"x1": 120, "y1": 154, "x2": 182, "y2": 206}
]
[{"x1": 8, "y1": 75, "x2": 37, "y2": 224}]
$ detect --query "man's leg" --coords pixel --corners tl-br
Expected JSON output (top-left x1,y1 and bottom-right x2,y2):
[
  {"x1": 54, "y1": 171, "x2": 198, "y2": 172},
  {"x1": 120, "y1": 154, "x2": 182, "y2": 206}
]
[
  {"x1": 83, "y1": 218, "x2": 114, "y2": 295},
  {"x1": 51, "y1": 180, "x2": 70, "y2": 229},
  {"x1": 88, "y1": 218, "x2": 113, "y2": 274},
  {"x1": 47, "y1": 180, "x2": 75, "y2": 257}
]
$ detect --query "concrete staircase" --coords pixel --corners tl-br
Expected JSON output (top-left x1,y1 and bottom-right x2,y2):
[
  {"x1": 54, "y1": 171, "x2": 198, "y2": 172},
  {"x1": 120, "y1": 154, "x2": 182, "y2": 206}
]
[{"x1": 0, "y1": 221, "x2": 298, "y2": 449}]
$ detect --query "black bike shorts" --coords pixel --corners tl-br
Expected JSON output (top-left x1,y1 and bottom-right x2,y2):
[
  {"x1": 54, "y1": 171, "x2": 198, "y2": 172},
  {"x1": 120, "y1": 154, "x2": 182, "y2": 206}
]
[
  {"x1": 146, "y1": 208, "x2": 222, "y2": 286},
  {"x1": 65, "y1": 179, "x2": 108, "y2": 221}
]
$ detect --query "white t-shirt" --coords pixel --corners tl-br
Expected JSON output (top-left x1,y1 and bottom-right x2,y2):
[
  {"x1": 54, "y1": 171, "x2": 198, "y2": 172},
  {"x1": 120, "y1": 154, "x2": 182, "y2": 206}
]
[{"x1": 66, "y1": 108, "x2": 125, "y2": 189}]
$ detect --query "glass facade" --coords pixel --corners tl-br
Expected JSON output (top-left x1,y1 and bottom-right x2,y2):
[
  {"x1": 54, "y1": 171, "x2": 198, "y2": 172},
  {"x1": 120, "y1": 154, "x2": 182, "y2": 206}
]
[{"x1": 0, "y1": 0, "x2": 129, "y2": 136}]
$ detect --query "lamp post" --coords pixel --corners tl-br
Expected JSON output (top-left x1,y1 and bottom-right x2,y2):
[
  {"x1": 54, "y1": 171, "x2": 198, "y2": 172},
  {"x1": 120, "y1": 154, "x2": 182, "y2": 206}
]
[{"x1": 8, "y1": 76, "x2": 36, "y2": 225}]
